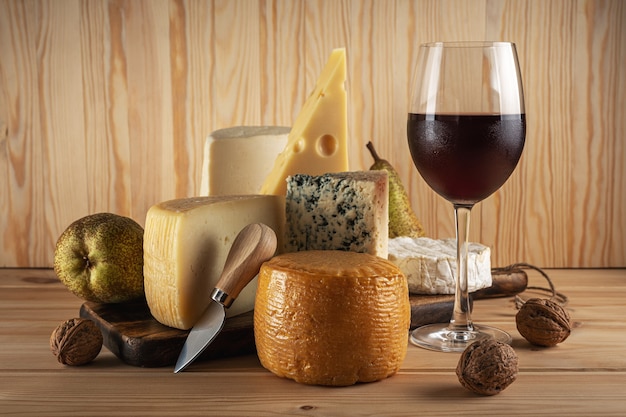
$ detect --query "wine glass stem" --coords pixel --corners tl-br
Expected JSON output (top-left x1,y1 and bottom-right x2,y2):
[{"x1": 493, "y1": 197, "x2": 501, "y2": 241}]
[{"x1": 450, "y1": 204, "x2": 474, "y2": 334}]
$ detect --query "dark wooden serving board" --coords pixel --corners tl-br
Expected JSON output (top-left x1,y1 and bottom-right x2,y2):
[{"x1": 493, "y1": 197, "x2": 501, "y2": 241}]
[
  {"x1": 80, "y1": 296, "x2": 457, "y2": 368},
  {"x1": 81, "y1": 270, "x2": 527, "y2": 368},
  {"x1": 80, "y1": 300, "x2": 255, "y2": 368}
]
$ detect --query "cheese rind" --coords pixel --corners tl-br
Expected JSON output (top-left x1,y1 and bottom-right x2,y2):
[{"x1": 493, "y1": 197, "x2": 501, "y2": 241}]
[
  {"x1": 254, "y1": 250, "x2": 410, "y2": 386},
  {"x1": 260, "y1": 48, "x2": 349, "y2": 196},
  {"x1": 199, "y1": 126, "x2": 290, "y2": 196},
  {"x1": 284, "y1": 171, "x2": 389, "y2": 258},
  {"x1": 143, "y1": 195, "x2": 284, "y2": 330},
  {"x1": 387, "y1": 237, "x2": 492, "y2": 295}
]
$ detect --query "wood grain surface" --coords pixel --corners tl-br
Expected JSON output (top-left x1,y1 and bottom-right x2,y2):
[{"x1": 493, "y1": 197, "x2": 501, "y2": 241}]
[
  {"x1": 2, "y1": 267, "x2": 626, "y2": 415},
  {"x1": 1, "y1": 0, "x2": 624, "y2": 268}
]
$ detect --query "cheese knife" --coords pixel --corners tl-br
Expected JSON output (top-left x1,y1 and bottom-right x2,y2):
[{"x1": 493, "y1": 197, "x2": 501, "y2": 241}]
[{"x1": 174, "y1": 223, "x2": 277, "y2": 373}]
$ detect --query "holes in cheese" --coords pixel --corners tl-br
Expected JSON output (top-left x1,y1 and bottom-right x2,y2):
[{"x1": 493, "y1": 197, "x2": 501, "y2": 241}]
[
  {"x1": 254, "y1": 250, "x2": 410, "y2": 386},
  {"x1": 260, "y1": 48, "x2": 349, "y2": 196},
  {"x1": 143, "y1": 195, "x2": 284, "y2": 330},
  {"x1": 292, "y1": 139, "x2": 305, "y2": 153},
  {"x1": 317, "y1": 134, "x2": 338, "y2": 157}
]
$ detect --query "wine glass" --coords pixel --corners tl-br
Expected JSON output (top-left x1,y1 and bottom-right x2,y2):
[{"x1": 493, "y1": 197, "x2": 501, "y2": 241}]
[{"x1": 407, "y1": 41, "x2": 526, "y2": 352}]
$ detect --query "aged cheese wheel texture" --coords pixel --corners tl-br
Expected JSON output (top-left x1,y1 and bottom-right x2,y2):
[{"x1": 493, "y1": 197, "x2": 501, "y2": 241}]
[{"x1": 254, "y1": 250, "x2": 410, "y2": 386}]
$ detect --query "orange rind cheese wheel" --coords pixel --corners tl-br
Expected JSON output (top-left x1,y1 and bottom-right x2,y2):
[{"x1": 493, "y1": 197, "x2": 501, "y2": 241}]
[{"x1": 254, "y1": 250, "x2": 410, "y2": 386}]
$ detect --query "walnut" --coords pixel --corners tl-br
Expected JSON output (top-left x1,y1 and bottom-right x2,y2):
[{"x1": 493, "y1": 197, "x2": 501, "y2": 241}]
[
  {"x1": 516, "y1": 298, "x2": 571, "y2": 347},
  {"x1": 456, "y1": 339, "x2": 518, "y2": 396},
  {"x1": 50, "y1": 318, "x2": 103, "y2": 366}
]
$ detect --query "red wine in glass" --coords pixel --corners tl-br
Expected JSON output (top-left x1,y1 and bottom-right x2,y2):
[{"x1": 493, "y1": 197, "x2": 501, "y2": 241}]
[{"x1": 408, "y1": 114, "x2": 525, "y2": 205}]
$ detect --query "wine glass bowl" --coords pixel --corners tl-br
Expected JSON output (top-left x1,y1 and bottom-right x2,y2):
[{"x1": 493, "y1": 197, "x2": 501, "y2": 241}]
[
  {"x1": 407, "y1": 42, "x2": 526, "y2": 352},
  {"x1": 407, "y1": 113, "x2": 525, "y2": 205}
]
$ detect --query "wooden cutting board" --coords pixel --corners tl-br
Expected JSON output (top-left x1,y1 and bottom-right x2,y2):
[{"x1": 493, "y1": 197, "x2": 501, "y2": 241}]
[
  {"x1": 80, "y1": 269, "x2": 527, "y2": 368},
  {"x1": 80, "y1": 300, "x2": 255, "y2": 368},
  {"x1": 79, "y1": 296, "x2": 455, "y2": 368}
]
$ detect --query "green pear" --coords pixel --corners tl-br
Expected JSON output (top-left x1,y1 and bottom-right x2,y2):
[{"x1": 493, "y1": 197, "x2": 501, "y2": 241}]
[
  {"x1": 54, "y1": 212, "x2": 144, "y2": 304},
  {"x1": 367, "y1": 141, "x2": 426, "y2": 238}
]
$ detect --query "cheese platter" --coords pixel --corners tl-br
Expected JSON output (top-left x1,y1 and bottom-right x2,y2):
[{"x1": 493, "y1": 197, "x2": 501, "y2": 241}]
[
  {"x1": 79, "y1": 269, "x2": 526, "y2": 368},
  {"x1": 65, "y1": 47, "x2": 529, "y2": 371}
]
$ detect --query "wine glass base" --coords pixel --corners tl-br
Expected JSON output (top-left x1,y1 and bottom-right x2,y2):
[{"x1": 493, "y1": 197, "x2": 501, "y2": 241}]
[{"x1": 410, "y1": 323, "x2": 512, "y2": 352}]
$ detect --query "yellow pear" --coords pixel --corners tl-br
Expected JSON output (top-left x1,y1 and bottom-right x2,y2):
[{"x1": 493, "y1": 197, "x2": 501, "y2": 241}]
[
  {"x1": 367, "y1": 141, "x2": 425, "y2": 238},
  {"x1": 54, "y1": 212, "x2": 144, "y2": 303}
]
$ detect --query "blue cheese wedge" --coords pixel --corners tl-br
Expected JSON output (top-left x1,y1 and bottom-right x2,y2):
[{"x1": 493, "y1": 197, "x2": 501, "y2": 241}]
[
  {"x1": 285, "y1": 171, "x2": 389, "y2": 258},
  {"x1": 387, "y1": 237, "x2": 492, "y2": 295}
]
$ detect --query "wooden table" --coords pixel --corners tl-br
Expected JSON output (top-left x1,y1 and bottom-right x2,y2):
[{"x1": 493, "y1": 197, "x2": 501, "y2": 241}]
[{"x1": 1, "y1": 268, "x2": 625, "y2": 416}]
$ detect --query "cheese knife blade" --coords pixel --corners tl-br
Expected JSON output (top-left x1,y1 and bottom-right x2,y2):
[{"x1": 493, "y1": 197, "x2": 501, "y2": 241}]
[{"x1": 174, "y1": 223, "x2": 277, "y2": 373}]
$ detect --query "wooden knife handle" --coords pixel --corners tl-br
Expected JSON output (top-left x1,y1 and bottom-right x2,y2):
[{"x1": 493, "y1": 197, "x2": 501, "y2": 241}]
[
  {"x1": 214, "y1": 223, "x2": 277, "y2": 307},
  {"x1": 473, "y1": 269, "x2": 528, "y2": 299}
]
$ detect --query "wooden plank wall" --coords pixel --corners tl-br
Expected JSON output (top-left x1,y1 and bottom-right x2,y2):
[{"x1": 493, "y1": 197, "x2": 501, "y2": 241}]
[{"x1": 1, "y1": 0, "x2": 624, "y2": 269}]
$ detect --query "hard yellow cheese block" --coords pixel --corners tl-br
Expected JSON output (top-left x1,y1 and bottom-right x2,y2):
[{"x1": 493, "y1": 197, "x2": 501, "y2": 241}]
[
  {"x1": 254, "y1": 250, "x2": 410, "y2": 386},
  {"x1": 199, "y1": 126, "x2": 290, "y2": 196},
  {"x1": 260, "y1": 48, "x2": 349, "y2": 196},
  {"x1": 144, "y1": 195, "x2": 284, "y2": 330}
]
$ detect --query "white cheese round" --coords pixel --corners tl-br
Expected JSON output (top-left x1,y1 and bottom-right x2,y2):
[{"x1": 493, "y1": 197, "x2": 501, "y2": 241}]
[
  {"x1": 387, "y1": 237, "x2": 492, "y2": 295},
  {"x1": 199, "y1": 126, "x2": 290, "y2": 196}
]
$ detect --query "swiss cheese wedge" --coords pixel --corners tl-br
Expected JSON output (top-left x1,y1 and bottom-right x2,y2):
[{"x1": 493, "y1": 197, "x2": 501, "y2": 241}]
[{"x1": 260, "y1": 48, "x2": 349, "y2": 196}]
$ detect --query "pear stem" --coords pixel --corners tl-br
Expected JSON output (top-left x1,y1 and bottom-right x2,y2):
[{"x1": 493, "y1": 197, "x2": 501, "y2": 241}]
[{"x1": 366, "y1": 141, "x2": 382, "y2": 163}]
